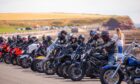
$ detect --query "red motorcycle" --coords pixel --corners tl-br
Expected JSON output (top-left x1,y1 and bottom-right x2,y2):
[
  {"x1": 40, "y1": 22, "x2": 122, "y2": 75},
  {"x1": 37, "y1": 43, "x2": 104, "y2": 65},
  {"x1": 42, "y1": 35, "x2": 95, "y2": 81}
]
[
  {"x1": 11, "y1": 47, "x2": 24, "y2": 65},
  {"x1": 2, "y1": 43, "x2": 12, "y2": 64},
  {"x1": 0, "y1": 46, "x2": 2, "y2": 62}
]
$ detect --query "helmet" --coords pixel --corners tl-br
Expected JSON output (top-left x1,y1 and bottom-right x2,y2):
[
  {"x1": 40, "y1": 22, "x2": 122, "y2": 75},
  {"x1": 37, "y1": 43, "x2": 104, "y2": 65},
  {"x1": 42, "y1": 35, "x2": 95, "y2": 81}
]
[
  {"x1": 12, "y1": 36, "x2": 17, "y2": 40},
  {"x1": 17, "y1": 35, "x2": 21, "y2": 39},
  {"x1": 28, "y1": 35, "x2": 31, "y2": 39},
  {"x1": 31, "y1": 37, "x2": 38, "y2": 42},
  {"x1": 89, "y1": 30, "x2": 93, "y2": 36},
  {"x1": 60, "y1": 30, "x2": 67, "y2": 35},
  {"x1": 46, "y1": 36, "x2": 52, "y2": 41},
  {"x1": 78, "y1": 34, "x2": 85, "y2": 41},
  {"x1": 42, "y1": 35, "x2": 46, "y2": 41},
  {"x1": 8, "y1": 37, "x2": 12, "y2": 40},
  {"x1": 58, "y1": 30, "x2": 67, "y2": 39},
  {"x1": 90, "y1": 30, "x2": 97, "y2": 36},
  {"x1": 101, "y1": 31, "x2": 110, "y2": 41},
  {"x1": 70, "y1": 35, "x2": 77, "y2": 42}
]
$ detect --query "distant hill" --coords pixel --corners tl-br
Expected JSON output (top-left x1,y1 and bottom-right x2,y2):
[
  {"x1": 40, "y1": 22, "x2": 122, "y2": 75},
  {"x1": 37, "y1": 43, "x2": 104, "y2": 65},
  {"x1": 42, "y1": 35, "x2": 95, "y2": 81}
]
[{"x1": 0, "y1": 13, "x2": 135, "y2": 30}]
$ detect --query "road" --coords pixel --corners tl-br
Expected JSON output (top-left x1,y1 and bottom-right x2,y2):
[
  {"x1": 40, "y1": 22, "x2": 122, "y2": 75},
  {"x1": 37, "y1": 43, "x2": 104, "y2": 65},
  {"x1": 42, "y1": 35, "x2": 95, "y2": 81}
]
[
  {"x1": 0, "y1": 63, "x2": 101, "y2": 84},
  {"x1": 0, "y1": 63, "x2": 126, "y2": 84}
]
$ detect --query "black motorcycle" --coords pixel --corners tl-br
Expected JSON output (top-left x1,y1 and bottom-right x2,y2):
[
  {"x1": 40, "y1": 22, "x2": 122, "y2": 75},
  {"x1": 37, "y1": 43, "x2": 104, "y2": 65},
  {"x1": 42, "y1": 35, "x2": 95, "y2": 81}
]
[
  {"x1": 43, "y1": 43, "x2": 72, "y2": 75},
  {"x1": 68, "y1": 46, "x2": 108, "y2": 81},
  {"x1": 58, "y1": 45, "x2": 85, "y2": 78}
]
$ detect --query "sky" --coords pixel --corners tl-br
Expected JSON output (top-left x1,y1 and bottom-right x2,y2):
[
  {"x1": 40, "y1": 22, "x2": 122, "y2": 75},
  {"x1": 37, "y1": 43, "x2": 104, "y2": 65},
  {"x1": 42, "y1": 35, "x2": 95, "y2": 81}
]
[{"x1": 0, "y1": 0, "x2": 140, "y2": 23}]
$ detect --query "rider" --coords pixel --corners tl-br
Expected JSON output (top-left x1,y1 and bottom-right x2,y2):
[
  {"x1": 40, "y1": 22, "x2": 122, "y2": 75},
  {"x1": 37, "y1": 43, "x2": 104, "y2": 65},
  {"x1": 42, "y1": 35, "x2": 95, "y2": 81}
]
[
  {"x1": 7, "y1": 37, "x2": 14, "y2": 45},
  {"x1": 87, "y1": 30, "x2": 103, "y2": 47},
  {"x1": 16, "y1": 35, "x2": 24, "y2": 47},
  {"x1": 77, "y1": 34, "x2": 86, "y2": 53},
  {"x1": 57, "y1": 30, "x2": 68, "y2": 45},
  {"x1": 97, "y1": 31, "x2": 117, "y2": 65},
  {"x1": 0, "y1": 36, "x2": 4, "y2": 44},
  {"x1": 67, "y1": 35, "x2": 78, "y2": 52},
  {"x1": 42, "y1": 35, "x2": 53, "y2": 51}
]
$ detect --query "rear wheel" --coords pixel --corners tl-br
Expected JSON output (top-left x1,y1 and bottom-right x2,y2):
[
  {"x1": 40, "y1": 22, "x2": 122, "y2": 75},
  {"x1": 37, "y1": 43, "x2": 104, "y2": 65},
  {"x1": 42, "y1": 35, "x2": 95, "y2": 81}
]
[
  {"x1": 11, "y1": 57, "x2": 17, "y2": 65},
  {"x1": 16, "y1": 56, "x2": 21, "y2": 66}
]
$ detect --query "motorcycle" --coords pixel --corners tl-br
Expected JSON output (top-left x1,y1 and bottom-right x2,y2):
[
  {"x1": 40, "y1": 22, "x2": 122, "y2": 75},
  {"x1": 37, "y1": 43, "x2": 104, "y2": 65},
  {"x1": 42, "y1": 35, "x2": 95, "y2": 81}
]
[
  {"x1": 30, "y1": 39, "x2": 57, "y2": 73},
  {"x1": 2, "y1": 43, "x2": 12, "y2": 64},
  {"x1": 0, "y1": 46, "x2": 3, "y2": 62},
  {"x1": 58, "y1": 45, "x2": 85, "y2": 78},
  {"x1": 20, "y1": 43, "x2": 40, "y2": 68},
  {"x1": 100, "y1": 40, "x2": 140, "y2": 84},
  {"x1": 43, "y1": 43, "x2": 69, "y2": 74},
  {"x1": 11, "y1": 46, "x2": 24, "y2": 65},
  {"x1": 68, "y1": 45, "x2": 107, "y2": 81}
]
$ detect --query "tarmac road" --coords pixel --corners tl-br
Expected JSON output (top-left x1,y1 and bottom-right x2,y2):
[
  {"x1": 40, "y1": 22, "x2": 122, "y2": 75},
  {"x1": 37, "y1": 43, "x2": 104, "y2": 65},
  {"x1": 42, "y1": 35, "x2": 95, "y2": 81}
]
[{"x1": 0, "y1": 63, "x2": 126, "y2": 84}]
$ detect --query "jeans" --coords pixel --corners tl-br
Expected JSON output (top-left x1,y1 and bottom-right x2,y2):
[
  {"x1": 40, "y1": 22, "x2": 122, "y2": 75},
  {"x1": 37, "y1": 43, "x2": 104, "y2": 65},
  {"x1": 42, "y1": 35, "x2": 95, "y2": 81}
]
[
  {"x1": 118, "y1": 46, "x2": 123, "y2": 53},
  {"x1": 108, "y1": 53, "x2": 115, "y2": 65}
]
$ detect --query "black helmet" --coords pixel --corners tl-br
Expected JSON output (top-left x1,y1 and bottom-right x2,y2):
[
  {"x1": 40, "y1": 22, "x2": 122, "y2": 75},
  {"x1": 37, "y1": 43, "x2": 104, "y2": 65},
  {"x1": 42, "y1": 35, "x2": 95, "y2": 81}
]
[
  {"x1": 101, "y1": 31, "x2": 110, "y2": 41},
  {"x1": 28, "y1": 35, "x2": 31, "y2": 39},
  {"x1": 60, "y1": 30, "x2": 67, "y2": 35},
  {"x1": 31, "y1": 37, "x2": 38, "y2": 42},
  {"x1": 8, "y1": 37, "x2": 12, "y2": 40},
  {"x1": 17, "y1": 35, "x2": 21, "y2": 39},
  {"x1": 46, "y1": 36, "x2": 52, "y2": 41},
  {"x1": 101, "y1": 31, "x2": 109, "y2": 36},
  {"x1": 58, "y1": 30, "x2": 67, "y2": 39}
]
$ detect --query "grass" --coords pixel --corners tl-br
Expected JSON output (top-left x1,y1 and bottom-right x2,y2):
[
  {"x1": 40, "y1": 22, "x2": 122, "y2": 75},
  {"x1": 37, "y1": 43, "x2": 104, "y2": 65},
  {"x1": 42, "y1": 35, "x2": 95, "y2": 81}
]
[
  {"x1": 0, "y1": 25, "x2": 35, "y2": 33},
  {"x1": 0, "y1": 25, "x2": 18, "y2": 33}
]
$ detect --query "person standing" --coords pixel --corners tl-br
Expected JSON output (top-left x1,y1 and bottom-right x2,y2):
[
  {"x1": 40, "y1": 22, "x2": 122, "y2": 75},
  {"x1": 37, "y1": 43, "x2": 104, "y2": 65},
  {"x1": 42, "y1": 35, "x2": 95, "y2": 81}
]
[
  {"x1": 112, "y1": 28, "x2": 125, "y2": 59},
  {"x1": 116, "y1": 28, "x2": 125, "y2": 53}
]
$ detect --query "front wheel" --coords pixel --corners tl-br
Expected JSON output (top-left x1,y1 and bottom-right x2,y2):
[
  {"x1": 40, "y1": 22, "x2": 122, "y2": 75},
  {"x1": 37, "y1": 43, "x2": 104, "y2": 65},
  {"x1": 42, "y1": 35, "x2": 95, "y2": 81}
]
[
  {"x1": 21, "y1": 58, "x2": 31, "y2": 68},
  {"x1": 44, "y1": 61, "x2": 55, "y2": 75},
  {"x1": 68, "y1": 63, "x2": 85, "y2": 81},
  {"x1": 61, "y1": 62, "x2": 71, "y2": 79},
  {"x1": 16, "y1": 56, "x2": 21, "y2": 66},
  {"x1": 56, "y1": 63, "x2": 63, "y2": 77},
  {"x1": 0, "y1": 56, "x2": 3, "y2": 62},
  {"x1": 100, "y1": 67, "x2": 123, "y2": 84},
  {"x1": 4, "y1": 54, "x2": 11, "y2": 64}
]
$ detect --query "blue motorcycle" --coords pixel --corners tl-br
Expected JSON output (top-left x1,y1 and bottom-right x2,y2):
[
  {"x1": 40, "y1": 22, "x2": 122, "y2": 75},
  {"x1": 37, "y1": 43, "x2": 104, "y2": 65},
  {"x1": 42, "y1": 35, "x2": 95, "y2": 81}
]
[{"x1": 100, "y1": 40, "x2": 140, "y2": 84}]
